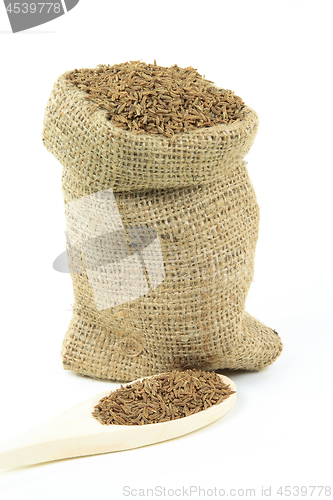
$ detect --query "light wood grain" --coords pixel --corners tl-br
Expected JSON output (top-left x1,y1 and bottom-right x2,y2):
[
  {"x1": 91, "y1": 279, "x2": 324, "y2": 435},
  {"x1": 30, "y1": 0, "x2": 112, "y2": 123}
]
[{"x1": 0, "y1": 374, "x2": 236, "y2": 469}]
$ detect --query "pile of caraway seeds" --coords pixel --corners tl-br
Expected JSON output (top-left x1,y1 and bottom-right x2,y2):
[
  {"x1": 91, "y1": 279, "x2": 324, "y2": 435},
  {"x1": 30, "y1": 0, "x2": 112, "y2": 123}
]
[
  {"x1": 67, "y1": 60, "x2": 245, "y2": 138},
  {"x1": 92, "y1": 369, "x2": 235, "y2": 426}
]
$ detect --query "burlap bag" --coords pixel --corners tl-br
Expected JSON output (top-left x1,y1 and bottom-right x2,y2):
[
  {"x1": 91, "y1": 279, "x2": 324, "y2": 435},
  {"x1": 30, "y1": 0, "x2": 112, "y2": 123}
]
[{"x1": 42, "y1": 71, "x2": 283, "y2": 382}]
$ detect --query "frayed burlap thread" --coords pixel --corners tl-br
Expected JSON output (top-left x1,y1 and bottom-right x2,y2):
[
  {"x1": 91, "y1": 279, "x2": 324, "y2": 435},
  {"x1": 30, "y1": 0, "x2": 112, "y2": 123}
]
[{"x1": 42, "y1": 72, "x2": 282, "y2": 382}]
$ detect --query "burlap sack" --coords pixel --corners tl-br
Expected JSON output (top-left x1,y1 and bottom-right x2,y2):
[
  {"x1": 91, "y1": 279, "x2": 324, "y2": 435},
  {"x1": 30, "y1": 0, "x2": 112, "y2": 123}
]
[{"x1": 42, "y1": 71, "x2": 283, "y2": 382}]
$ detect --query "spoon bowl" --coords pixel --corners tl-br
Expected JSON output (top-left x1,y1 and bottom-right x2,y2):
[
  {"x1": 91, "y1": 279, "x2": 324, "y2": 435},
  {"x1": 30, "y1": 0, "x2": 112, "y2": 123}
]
[{"x1": 0, "y1": 373, "x2": 236, "y2": 469}]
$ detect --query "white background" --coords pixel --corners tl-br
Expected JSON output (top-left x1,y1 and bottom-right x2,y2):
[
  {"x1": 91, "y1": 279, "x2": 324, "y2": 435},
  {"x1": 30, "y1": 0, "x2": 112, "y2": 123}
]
[{"x1": 0, "y1": 1, "x2": 332, "y2": 499}]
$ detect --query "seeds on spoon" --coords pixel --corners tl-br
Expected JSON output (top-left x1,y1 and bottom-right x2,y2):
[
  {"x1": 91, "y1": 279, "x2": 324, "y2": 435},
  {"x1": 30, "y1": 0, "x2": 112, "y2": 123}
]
[{"x1": 92, "y1": 369, "x2": 235, "y2": 426}]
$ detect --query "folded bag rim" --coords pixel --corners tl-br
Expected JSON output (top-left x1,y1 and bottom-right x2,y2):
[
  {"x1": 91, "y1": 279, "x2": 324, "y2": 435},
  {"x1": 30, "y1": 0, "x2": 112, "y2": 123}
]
[{"x1": 42, "y1": 70, "x2": 260, "y2": 194}]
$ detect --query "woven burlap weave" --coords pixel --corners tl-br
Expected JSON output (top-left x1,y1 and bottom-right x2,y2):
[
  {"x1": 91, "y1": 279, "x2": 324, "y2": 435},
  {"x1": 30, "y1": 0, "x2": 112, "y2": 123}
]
[{"x1": 42, "y1": 71, "x2": 283, "y2": 382}]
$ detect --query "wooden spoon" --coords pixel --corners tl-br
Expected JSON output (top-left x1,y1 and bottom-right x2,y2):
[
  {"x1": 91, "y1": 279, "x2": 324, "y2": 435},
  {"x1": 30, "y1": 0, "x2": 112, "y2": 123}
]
[{"x1": 0, "y1": 374, "x2": 236, "y2": 469}]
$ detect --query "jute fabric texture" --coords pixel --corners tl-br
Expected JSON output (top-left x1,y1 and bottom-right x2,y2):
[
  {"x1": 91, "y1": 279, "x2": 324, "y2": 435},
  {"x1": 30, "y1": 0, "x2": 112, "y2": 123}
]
[{"x1": 42, "y1": 72, "x2": 283, "y2": 382}]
